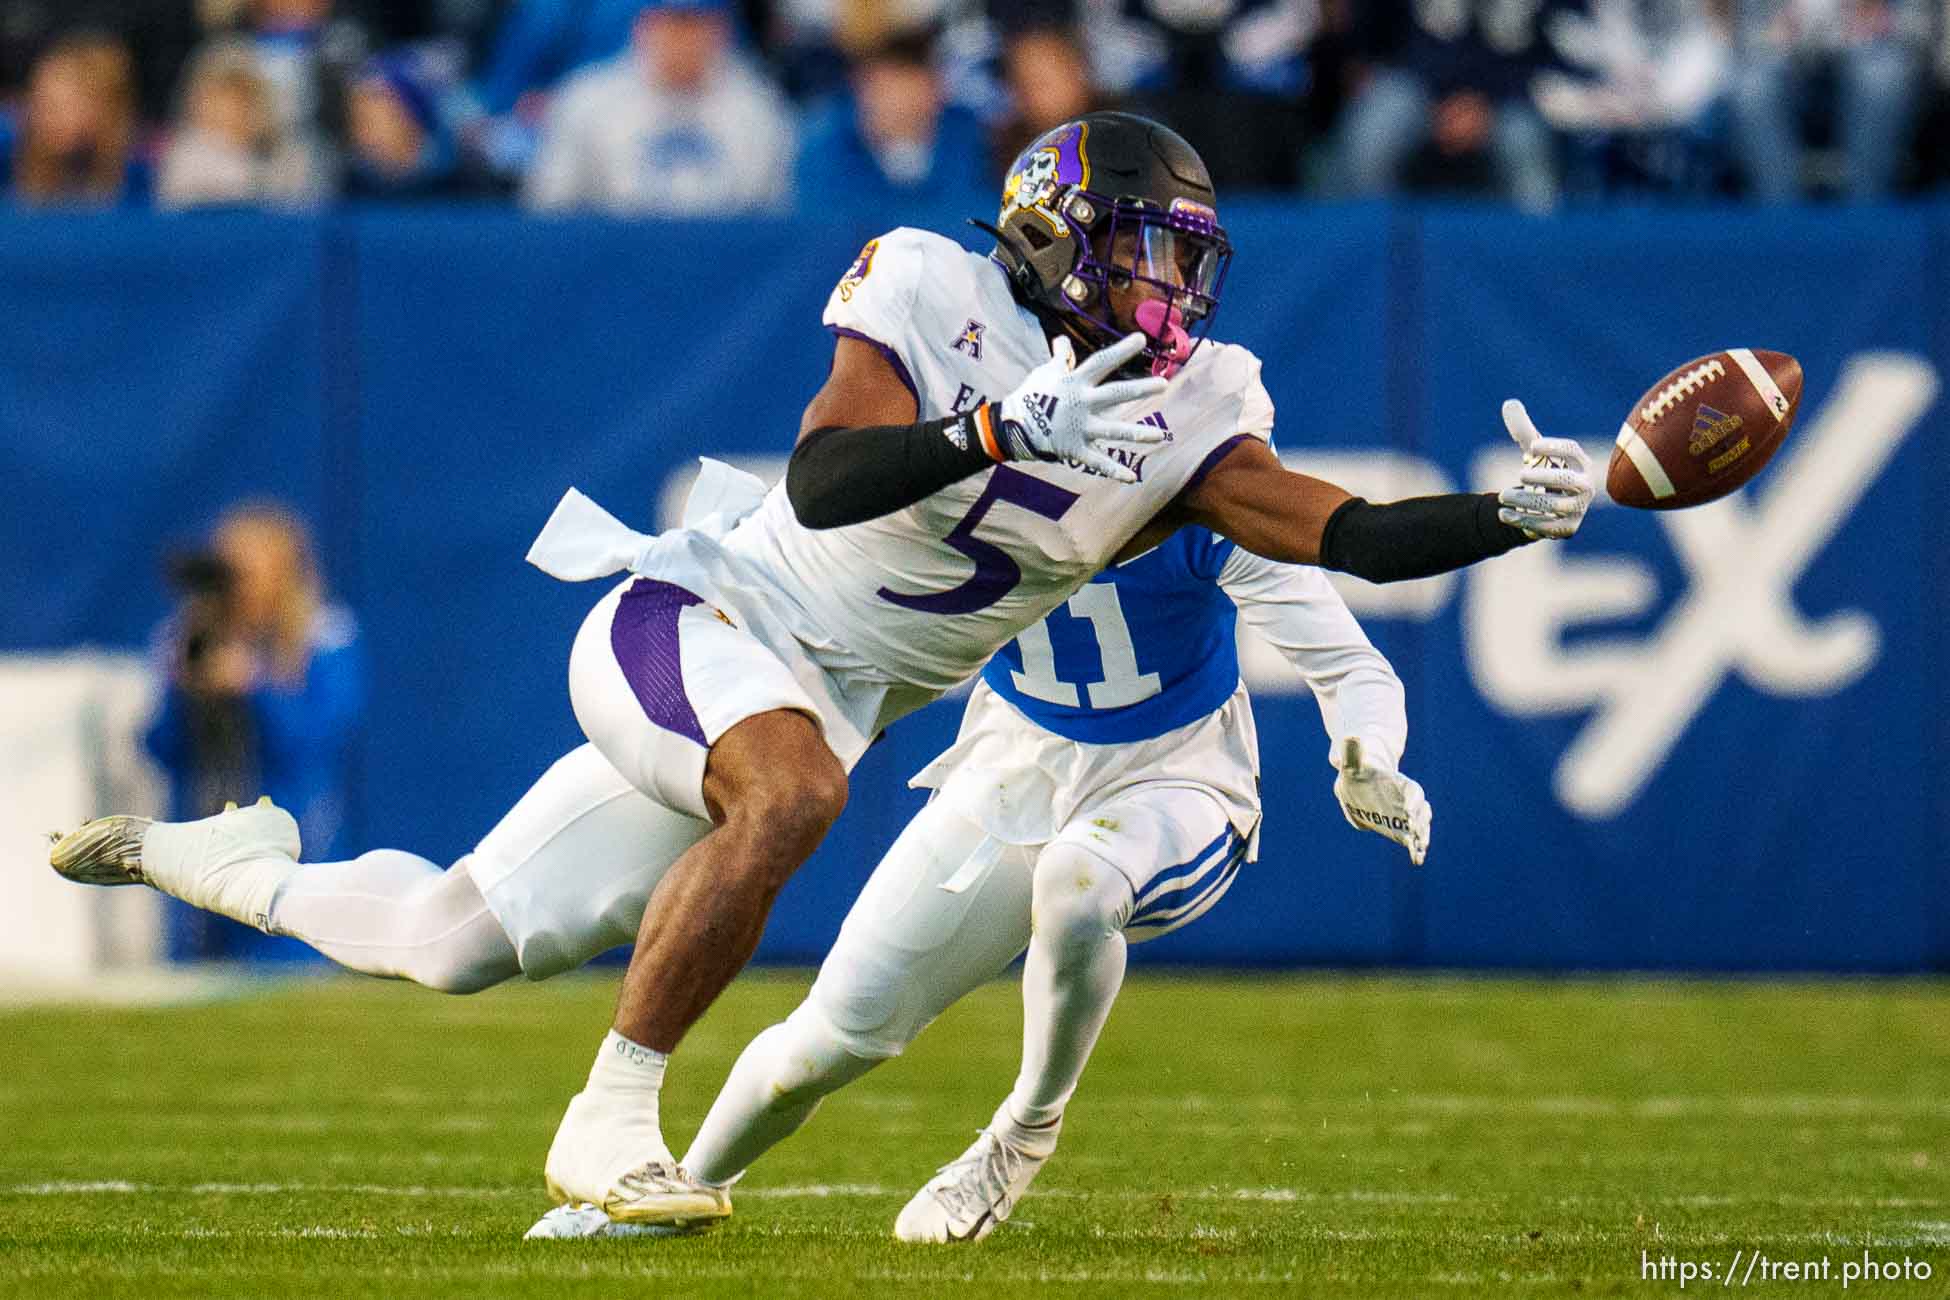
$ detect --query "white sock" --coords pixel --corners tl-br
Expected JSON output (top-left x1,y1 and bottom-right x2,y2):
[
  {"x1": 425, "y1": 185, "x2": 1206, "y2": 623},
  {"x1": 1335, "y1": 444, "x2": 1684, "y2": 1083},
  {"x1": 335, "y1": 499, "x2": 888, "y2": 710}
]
[
  {"x1": 587, "y1": 1028, "x2": 667, "y2": 1102},
  {"x1": 683, "y1": 1008, "x2": 877, "y2": 1186},
  {"x1": 996, "y1": 1103, "x2": 1064, "y2": 1159},
  {"x1": 265, "y1": 851, "x2": 519, "y2": 993},
  {"x1": 144, "y1": 821, "x2": 298, "y2": 930},
  {"x1": 547, "y1": 1029, "x2": 675, "y2": 1189},
  {"x1": 216, "y1": 858, "x2": 297, "y2": 932},
  {"x1": 1008, "y1": 847, "x2": 1132, "y2": 1135},
  {"x1": 1007, "y1": 928, "x2": 1122, "y2": 1132}
]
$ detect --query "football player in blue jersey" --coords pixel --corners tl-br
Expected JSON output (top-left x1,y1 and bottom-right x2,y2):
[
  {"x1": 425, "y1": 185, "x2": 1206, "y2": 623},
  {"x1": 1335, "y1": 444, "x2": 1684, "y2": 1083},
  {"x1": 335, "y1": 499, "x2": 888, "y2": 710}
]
[{"x1": 529, "y1": 523, "x2": 1428, "y2": 1241}]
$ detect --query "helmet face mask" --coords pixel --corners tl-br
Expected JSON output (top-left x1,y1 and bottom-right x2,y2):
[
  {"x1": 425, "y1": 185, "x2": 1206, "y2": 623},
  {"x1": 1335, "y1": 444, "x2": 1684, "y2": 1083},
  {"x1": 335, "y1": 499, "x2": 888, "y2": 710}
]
[
  {"x1": 1059, "y1": 192, "x2": 1231, "y2": 370},
  {"x1": 986, "y1": 113, "x2": 1231, "y2": 378}
]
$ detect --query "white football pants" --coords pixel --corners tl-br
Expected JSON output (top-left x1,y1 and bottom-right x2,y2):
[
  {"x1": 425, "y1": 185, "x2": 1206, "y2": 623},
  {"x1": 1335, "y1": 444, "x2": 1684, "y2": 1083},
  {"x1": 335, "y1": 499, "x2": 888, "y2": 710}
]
[
  {"x1": 259, "y1": 564, "x2": 845, "y2": 989},
  {"x1": 264, "y1": 743, "x2": 711, "y2": 989}
]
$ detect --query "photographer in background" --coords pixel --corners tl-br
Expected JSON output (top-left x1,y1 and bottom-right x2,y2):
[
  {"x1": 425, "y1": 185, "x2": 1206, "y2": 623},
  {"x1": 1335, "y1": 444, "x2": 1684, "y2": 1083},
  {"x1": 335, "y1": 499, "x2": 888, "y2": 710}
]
[{"x1": 144, "y1": 502, "x2": 365, "y2": 959}]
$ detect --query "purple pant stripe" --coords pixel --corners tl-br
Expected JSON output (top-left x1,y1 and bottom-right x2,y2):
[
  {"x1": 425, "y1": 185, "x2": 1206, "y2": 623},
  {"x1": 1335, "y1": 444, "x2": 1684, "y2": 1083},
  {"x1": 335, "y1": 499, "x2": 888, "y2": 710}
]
[{"x1": 609, "y1": 578, "x2": 709, "y2": 748}]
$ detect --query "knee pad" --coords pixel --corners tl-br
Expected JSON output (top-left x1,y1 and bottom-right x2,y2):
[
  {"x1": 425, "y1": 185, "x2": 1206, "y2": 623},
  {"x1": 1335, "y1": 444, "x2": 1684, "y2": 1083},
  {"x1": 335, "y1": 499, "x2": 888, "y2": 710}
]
[
  {"x1": 395, "y1": 924, "x2": 518, "y2": 996},
  {"x1": 404, "y1": 952, "x2": 501, "y2": 996},
  {"x1": 391, "y1": 861, "x2": 519, "y2": 994},
  {"x1": 803, "y1": 958, "x2": 916, "y2": 1062},
  {"x1": 767, "y1": 1002, "x2": 889, "y2": 1106},
  {"x1": 1031, "y1": 843, "x2": 1135, "y2": 953}
]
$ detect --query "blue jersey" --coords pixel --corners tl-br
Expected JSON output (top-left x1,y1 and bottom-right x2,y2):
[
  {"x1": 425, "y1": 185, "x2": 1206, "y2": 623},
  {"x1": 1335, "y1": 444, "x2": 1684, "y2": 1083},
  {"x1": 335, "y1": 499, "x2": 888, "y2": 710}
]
[{"x1": 982, "y1": 528, "x2": 1241, "y2": 744}]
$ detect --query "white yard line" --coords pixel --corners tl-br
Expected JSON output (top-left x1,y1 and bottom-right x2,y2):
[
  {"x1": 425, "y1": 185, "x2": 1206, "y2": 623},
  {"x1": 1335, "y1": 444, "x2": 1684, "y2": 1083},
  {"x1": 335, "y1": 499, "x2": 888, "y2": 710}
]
[
  {"x1": 36, "y1": 1089, "x2": 1943, "y2": 1120},
  {"x1": 6, "y1": 1181, "x2": 530, "y2": 1198},
  {"x1": 1094, "y1": 1094, "x2": 1950, "y2": 1118},
  {"x1": 13, "y1": 1180, "x2": 1939, "y2": 1213}
]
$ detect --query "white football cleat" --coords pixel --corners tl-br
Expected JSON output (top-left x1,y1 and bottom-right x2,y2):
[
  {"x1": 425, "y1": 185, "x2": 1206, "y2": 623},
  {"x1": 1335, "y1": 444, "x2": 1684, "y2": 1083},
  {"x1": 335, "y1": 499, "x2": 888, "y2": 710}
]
[
  {"x1": 894, "y1": 1103, "x2": 1058, "y2": 1243},
  {"x1": 524, "y1": 1202, "x2": 708, "y2": 1240},
  {"x1": 49, "y1": 797, "x2": 300, "y2": 931},
  {"x1": 543, "y1": 1091, "x2": 731, "y2": 1229}
]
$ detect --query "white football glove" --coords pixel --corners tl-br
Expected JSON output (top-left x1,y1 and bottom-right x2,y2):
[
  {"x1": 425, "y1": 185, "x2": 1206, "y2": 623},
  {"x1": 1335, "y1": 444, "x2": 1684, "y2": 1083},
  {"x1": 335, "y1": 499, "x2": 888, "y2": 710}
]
[
  {"x1": 990, "y1": 332, "x2": 1171, "y2": 483},
  {"x1": 1332, "y1": 737, "x2": 1431, "y2": 866},
  {"x1": 1497, "y1": 399, "x2": 1593, "y2": 541}
]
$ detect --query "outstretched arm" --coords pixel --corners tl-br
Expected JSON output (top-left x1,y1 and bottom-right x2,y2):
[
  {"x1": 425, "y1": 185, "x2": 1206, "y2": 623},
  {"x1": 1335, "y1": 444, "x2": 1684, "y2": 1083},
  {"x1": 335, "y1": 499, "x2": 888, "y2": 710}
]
[
  {"x1": 1180, "y1": 436, "x2": 1524, "y2": 579},
  {"x1": 1180, "y1": 404, "x2": 1591, "y2": 582},
  {"x1": 797, "y1": 335, "x2": 923, "y2": 435}
]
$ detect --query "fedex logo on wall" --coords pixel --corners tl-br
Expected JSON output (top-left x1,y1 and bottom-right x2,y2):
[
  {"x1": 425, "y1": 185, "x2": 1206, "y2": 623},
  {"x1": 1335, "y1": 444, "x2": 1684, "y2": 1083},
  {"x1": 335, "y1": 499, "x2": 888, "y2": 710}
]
[
  {"x1": 657, "y1": 354, "x2": 1939, "y2": 822},
  {"x1": 1278, "y1": 352, "x2": 1939, "y2": 820}
]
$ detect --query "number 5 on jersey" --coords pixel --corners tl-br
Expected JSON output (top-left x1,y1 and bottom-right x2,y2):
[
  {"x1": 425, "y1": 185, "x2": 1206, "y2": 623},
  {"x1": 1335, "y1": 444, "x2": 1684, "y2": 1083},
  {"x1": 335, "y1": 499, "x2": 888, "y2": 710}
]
[{"x1": 877, "y1": 465, "x2": 1079, "y2": 615}]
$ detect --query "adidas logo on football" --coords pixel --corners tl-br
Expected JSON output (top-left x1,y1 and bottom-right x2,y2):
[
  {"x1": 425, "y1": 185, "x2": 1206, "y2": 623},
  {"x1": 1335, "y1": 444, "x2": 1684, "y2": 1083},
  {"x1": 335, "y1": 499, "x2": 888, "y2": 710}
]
[{"x1": 1688, "y1": 404, "x2": 1744, "y2": 456}]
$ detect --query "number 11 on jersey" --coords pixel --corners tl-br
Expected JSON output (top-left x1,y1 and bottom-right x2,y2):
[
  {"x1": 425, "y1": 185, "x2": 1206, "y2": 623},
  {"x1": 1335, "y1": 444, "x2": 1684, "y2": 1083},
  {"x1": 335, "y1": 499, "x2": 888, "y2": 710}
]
[{"x1": 1011, "y1": 583, "x2": 1163, "y2": 710}]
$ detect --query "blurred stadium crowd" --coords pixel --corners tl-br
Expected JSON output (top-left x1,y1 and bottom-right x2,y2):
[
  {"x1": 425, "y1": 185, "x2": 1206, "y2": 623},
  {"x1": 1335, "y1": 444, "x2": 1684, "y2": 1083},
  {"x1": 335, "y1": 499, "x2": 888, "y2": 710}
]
[{"x1": 0, "y1": 0, "x2": 1947, "y2": 214}]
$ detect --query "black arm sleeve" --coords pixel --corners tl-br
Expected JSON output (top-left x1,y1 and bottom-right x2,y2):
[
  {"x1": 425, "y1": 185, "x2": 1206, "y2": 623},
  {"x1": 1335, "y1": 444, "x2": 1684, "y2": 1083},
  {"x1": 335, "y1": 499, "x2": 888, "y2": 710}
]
[
  {"x1": 1317, "y1": 493, "x2": 1532, "y2": 583},
  {"x1": 785, "y1": 411, "x2": 996, "y2": 530}
]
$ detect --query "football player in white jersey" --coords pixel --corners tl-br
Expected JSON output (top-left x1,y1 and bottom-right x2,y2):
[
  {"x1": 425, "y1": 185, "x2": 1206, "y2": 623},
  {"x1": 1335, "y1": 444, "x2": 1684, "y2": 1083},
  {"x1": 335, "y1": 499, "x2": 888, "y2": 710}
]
[
  {"x1": 50, "y1": 111, "x2": 1591, "y2": 1230},
  {"x1": 525, "y1": 521, "x2": 1429, "y2": 1243}
]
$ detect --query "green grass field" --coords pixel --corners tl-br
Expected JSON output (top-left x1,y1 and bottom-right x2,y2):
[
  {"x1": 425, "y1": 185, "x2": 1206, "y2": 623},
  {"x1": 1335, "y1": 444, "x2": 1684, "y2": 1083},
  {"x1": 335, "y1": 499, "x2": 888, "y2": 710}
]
[{"x1": 2, "y1": 972, "x2": 1946, "y2": 1298}]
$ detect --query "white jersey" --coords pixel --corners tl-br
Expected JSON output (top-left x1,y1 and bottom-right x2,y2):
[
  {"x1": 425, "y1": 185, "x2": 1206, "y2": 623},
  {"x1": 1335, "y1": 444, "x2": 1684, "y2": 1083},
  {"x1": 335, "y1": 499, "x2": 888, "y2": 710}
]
[{"x1": 721, "y1": 226, "x2": 1274, "y2": 705}]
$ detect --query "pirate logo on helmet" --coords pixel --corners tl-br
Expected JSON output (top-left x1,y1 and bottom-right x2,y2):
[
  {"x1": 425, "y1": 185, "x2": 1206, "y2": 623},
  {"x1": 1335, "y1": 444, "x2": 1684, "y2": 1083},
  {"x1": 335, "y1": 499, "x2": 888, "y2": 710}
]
[
  {"x1": 1002, "y1": 147, "x2": 1061, "y2": 217},
  {"x1": 999, "y1": 121, "x2": 1091, "y2": 228}
]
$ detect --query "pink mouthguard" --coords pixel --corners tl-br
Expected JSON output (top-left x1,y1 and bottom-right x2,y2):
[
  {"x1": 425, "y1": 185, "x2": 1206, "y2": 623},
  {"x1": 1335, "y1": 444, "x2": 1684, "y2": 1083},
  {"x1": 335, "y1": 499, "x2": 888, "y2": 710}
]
[{"x1": 1134, "y1": 300, "x2": 1192, "y2": 378}]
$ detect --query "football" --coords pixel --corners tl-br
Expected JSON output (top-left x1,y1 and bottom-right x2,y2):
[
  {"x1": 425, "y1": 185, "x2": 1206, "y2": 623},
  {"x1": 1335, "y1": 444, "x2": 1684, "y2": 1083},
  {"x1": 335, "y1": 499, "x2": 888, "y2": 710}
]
[{"x1": 1606, "y1": 349, "x2": 1803, "y2": 509}]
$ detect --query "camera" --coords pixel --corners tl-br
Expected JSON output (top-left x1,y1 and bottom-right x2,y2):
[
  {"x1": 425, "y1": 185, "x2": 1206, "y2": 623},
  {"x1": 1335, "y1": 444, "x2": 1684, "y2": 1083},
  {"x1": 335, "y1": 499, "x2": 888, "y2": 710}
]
[
  {"x1": 160, "y1": 546, "x2": 258, "y2": 817},
  {"x1": 163, "y1": 548, "x2": 237, "y2": 672}
]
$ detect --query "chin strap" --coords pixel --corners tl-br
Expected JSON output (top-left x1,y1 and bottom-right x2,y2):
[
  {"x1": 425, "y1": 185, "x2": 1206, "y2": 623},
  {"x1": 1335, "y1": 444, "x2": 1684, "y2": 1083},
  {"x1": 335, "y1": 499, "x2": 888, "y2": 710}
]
[{"x1": 968, "y1": 217, "x2": 1039, "y2": 299}]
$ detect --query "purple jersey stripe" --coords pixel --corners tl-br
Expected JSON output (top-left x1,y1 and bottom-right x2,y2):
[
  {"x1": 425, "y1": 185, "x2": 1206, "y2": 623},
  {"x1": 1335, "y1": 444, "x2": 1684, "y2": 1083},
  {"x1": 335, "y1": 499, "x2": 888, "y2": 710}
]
[
  {"x1": 828, "y1": 326, "x2": 919, "y2": 405},
  {"x1": 609, "y1": 578, "x2": 708, "y2": 748},
  {"x1": 1175, "y1": 432, "x2": 1256, "y2": 505}
]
